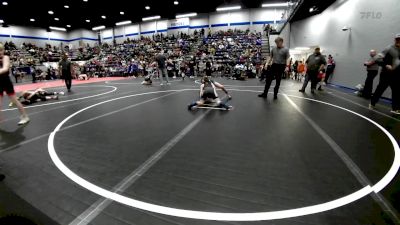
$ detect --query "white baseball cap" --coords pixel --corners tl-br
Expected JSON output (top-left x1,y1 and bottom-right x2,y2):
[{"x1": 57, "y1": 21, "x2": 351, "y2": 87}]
[{"x1": 395, "y1": 33, "x2": 400, "y2": 39}]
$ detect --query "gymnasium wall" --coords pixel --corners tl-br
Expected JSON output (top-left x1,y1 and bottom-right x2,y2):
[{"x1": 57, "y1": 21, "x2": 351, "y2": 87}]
[
  {"x1": 97, "y1": 7, "x2": 287, "y2": 40},
  {"x1": 68, "y1": 29, "x2": 98, "y2": 48},
  {"x1": 0, "y1": 25, "x2": 69, "y2": 48},
  {"x1": 289, "y1": 0, "x2": 400, "y2": 98},
  {"x1": 0, "y1": 7, "x2": 290, "y2": 57},
  {"x1": 0, "y1": 26, "x2": 99, "y2": 48}
]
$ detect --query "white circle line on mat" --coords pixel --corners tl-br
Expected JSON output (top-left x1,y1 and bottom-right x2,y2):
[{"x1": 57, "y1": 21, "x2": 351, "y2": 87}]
[{"x1": 47, "y1": 88, "x2": 399, "y2": 221}]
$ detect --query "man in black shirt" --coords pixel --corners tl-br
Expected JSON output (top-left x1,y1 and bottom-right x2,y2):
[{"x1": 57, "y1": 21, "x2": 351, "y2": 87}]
[
  {"x1": 370, "y1": 34, "x2": 400, "y2": 115},
  {"x1": 299, "y1": 47, "x2": 326, "y2": 94},
  {"x1": 155, "y1": 50, "x2": 170, "y2": 85},
  {"x1": 59, "y1": 53, "x2": 74, "y2": 92}
]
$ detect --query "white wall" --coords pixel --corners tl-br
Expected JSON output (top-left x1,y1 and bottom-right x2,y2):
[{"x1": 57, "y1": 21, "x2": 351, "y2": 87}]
[
  {"x1": 0, "y1": 7, "x2": 288, "y2": 48},
  {"x1": 101, "y1": 29, "x2": 114, "y2": 43},
  {"x1": 189, "y1": 16, "x2": 209, "y2": 35},
  {"x1": 140, "y1": 21, "x2": 157, "y2": 37},
  {"x1": 210, "y1": 12, "x2": 231, "y2": 32},
  {"x1": 229, "y1": 10, "x2": 251, "y2": 31},
  {"x1": 250, "y1": 8, "x2": 286, "y2": 32},
  {"x1": 168, "y1": 18, "x2": 190, "y2": 36},
  {"x1": 67, "y1": 29, "x2": 98, "y2": 48},
  {"x1": 157, "y1": 20, "x2": 168, "y2": 33},
  {"x1": 0, "y1": 25, "x2": 69, "y2": 47},
  {"x1": 124, "y1": 24, "x2": 140, "y2": 39},
  {"x1": 0, "y1": 26, "x2": 100, "y2": 49},
  {"x1": 289, "y1": 0, "x2": 400, "y2": 98}
]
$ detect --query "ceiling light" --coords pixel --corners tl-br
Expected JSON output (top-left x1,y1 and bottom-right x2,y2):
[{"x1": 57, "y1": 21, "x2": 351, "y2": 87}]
[
  {"x1": 145, "y1": 6, "x2": 150, "y2": 10},
  {"x1": 262, "y1": 2, "x2": 288, "y2": 8},
  {"x1": 49, "y1": 26, "x2": 67, "y2": 32},
  {"x1": 54, "y1": 18, "x2": 59, "y2": 21},
  {"x1": 101, "y1": 15, "x2": 106, "y2": 19},
  {"x1": 66, "y1": 25, "x2": 71, "y2": 28},
  {"x1": 86, "y1": 19, "x2": 90, "y2": 23},
  {"x1": 0, "y1": 20, "x2": 4, "y2": 24},
  {"x1": 176, "y1": 13, "x2": 197, "y2": 19},
  {"x1": 48, "y1": 10, "x2": 54, "y2": 15},
  {"x1": 92, "y1": 25, "x2": 106, "y2": 31},
  {"x1": 142, "y1": 16, "x2": 161, "y2": 21},
  {"x1": 116, "y1": 20, "x2": 132, "y2": 26},
  {"x1": 83, "y1": 0, "x2": 88, "y2": 2},
  {"x1": 2, "y1": 2, "x2": 7, "y2": 5},
  {"x1": 30, "y1": 18, "x2": 35, "y2": 22},
  {"x1": 216, "y1": 5, "x2": 241, "y2": 11},
  {"x1": 174, "y1": 1, "x2": 179, "y2": 5},
  {"x1": 120, "y1": 11, "x2": 124, "y2": 15},
  {"x1": 309, "y1": 6, "x2": 317, "y2": 12},
  {"x1": 64, "y1": 5, "x2": 69, "y2": 8}
]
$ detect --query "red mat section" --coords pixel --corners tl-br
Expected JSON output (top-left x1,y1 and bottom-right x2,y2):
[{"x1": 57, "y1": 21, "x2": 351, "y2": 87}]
[{"x1": 14, "y1": 77, "x2": 129, "y2": 92}]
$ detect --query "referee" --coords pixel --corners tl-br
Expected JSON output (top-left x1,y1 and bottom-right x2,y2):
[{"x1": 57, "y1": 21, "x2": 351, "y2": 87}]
[
  {"x1": 258, "y1": 37, "x2": 290, "y2": 100},
  {"x1": 58, "y1": 53, "x2": 74, "y2": 92}
]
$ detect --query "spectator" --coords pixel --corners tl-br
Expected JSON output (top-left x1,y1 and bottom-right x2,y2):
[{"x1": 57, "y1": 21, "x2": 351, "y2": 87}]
[
  {"x1": 297, "y1": 61, "x2": 306, "y2": 81},
  {"x1": 370, "y1": 33, "x2": 400, "y2": 115},
  {"x1": 299, "y1": 47, "x2": 327, "y2": 94},
  {"x1": 293, "y1": 60, "x2": 299, "y2": 80},
  {"x1": 324, "y1": 54, "x2": 336, "y2": 84},
  {"x1": 362, "y1": 50, "x2": 380, "y2": 99}
]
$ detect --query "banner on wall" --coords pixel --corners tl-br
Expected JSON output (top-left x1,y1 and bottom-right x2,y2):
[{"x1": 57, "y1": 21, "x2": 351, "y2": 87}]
[{"x1": 168, "y1": 18, "x2": 190, "y2": 28}]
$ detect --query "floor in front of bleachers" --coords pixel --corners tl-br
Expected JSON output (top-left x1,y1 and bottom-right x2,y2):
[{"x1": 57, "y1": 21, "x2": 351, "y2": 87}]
[{"x1": 0, "y1": 77, "x2": 399, "y2": 225}]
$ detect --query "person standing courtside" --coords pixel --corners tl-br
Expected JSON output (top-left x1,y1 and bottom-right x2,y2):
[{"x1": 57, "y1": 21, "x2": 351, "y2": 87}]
[
  {"x1": 362, "y1": 50, "x2": 379, "y2": 99},
  {"x1": 0, "y1": 43, "x2": 30, "y2": 125},
  {"x1": 258, "y1": 37, "x2": 290, "y2": 100},
  {"x1": 59, "y1": 53, "x2": 73, "y2": 92},
  {"x1": 369, "y1": 34, "x2": 400, "y2": 115},
  {"x1": 299, "y1": 47, "x2": 326, "y2": 94},
  {"x1": 155, "y1": 49, "x2": 170, "y2": 85},
  {"x1": 324, "y1": 55, "x2": 335, "y2": 84}
]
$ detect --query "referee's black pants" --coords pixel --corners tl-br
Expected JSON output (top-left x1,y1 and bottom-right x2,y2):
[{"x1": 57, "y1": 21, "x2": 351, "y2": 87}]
[
  {"x1": 371, "y1": 69, "x2": 400, "y2": 110},
  {"x1": 261, "y1": 63, "x2": 286, "y2": 97}
]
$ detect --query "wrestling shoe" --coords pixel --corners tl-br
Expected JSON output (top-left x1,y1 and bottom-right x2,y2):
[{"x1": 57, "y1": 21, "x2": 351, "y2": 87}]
[
  {"x1": 18, "y1": 116, "x2": 30, "y2": 126},
  {"x1": 368, "y1": 104, "x2": 376, "y2": 110},
  {"x1": 226, "y1": 106, "x2": 234, "y2": 111},
  {"x1": 273, "y1": 95, "x2": 278, "y2": 100},
  {"x1": 8, "y1": 102, "x2": 15, "y2": 108},
  {"x1": 299, "y1": 89, "x2": 305, "y2": 93}
]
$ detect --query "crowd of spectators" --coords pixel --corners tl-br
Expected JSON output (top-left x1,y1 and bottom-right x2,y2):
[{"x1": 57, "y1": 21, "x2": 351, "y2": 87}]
[{"x1": 3, "y1": 28, "x2": 267, "y2": 83}]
